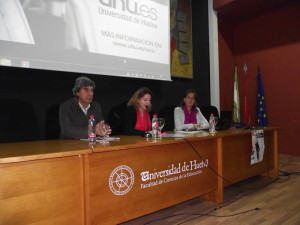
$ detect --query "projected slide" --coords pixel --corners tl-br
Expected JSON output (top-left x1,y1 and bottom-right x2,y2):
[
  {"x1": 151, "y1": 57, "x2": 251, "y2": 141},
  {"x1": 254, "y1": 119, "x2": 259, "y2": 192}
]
[
  {"x1": 0, "y1": 0, "x2": 171, "y2": 81},
  {"x1": 0, "y1": 0, "x2": 34, "y2": 44}
]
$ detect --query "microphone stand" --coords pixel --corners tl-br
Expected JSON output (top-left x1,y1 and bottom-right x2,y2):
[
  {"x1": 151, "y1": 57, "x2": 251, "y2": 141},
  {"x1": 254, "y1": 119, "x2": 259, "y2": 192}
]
[
  {"x1": 231, "y1": 105, "x2": 254, "y2": 129},
  {"x1": 142, "y1": 106, "x2": 152, "y2": 138},
  {"x1": 231, "y1": 105, "x2": 245, "y2": 128}
]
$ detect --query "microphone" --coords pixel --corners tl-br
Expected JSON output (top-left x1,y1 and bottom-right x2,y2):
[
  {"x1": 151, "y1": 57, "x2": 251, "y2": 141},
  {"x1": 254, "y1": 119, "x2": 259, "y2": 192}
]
[
  {"x1": 231, "y1": 104, "x2": 241, "y2": 112},
  {"x1": 142, "y1": 106, "x2": 152, "y2": 138},
  {"x1": 231, "y1": 105, "x2": 246, "y2": 128},
  {"x1": 231, "y1": 105, "x2": 254, "y2": 130}
]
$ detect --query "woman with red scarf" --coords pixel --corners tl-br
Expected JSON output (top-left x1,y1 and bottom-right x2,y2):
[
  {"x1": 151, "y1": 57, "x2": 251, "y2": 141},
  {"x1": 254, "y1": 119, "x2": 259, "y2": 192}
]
[
  {"x1": 123, "y1": 87, "x2": 153, "y2": 135},
  {"x1": 174, "y1": 89, "x2": 209, "y2": 131}
]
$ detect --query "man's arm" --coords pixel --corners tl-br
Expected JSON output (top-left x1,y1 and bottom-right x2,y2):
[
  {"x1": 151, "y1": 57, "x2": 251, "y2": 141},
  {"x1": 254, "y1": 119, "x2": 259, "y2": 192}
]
[{"x1": 59, "y1": 100, "x2": 87, "y2": 139}]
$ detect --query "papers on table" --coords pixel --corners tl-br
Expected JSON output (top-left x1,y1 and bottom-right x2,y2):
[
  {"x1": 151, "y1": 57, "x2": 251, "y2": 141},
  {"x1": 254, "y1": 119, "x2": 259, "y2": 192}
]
[
  {"x1": 97, "y1": 137, "x2": 120, "y2": 141},
  {"x1": 162, "y1": 133, "x2": 185, "y2": 138},
  {"x1": 175, "y1": 130, "x2": 203, "y2": 134},
  {"x1": 80, "y1": 137, "x2": 120, "y2": 143}
]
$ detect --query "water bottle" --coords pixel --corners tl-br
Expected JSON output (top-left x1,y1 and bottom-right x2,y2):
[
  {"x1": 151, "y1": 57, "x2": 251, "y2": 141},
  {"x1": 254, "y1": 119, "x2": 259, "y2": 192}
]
[
  {"x1": 88, "y1": 115, "x2": 96, "y2": 145},
  {"x1": 209, "y1": 113, "x2": 215, "y2": 134},
  {"x1": 152, "y1": 114, "x2": 158, "y2": 138}
]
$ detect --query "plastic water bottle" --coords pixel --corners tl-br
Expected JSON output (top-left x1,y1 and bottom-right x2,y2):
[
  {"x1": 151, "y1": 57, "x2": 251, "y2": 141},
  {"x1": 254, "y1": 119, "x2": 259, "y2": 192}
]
[
  {"x1": 152, "y1": 114, "x2": 158, "y2": 138},
  {"x1": 209, "y1": 113, "x2": 215, "y2": 134},
  {"x1": 88, "y1": 115, "x2": 96, "y2": 145}
]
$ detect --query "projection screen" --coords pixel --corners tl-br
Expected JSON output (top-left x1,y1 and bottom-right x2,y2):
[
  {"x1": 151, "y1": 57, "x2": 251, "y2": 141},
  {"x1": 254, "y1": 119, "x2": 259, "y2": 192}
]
[{"x1": 0, "y1": 0, "x2": 171, "y2": 80}]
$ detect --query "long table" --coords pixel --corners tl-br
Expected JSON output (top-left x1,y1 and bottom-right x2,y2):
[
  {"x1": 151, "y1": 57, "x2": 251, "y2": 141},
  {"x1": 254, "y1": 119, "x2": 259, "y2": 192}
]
[{"x1": 0, "y1": 128, "x2": 278, "y2": 225}]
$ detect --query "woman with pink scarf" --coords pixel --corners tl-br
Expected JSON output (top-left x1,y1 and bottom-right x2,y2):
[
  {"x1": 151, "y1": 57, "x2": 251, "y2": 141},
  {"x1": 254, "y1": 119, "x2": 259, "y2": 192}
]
[{"x1": 174, "y1": 89, "x2": 209, "y2": 131}]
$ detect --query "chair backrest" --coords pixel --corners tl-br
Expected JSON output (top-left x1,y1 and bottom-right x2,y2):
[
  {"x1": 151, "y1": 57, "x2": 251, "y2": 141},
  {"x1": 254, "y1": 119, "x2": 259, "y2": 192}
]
[
  {"x1": 199, "y1": 105, "x2": 219, "y2": 122},
  {"x1": 158, "y1": 105, "x2": 176, "y2": 132},
  {"x1": 45, "y1": 104, "x2": 61, "y2": 140},
  {"x1": 0, "y1": 99, "x2": 40, "y2": 143},
  {"x1": 106, "y1": 101, "x2": 128, "y2": 135}
]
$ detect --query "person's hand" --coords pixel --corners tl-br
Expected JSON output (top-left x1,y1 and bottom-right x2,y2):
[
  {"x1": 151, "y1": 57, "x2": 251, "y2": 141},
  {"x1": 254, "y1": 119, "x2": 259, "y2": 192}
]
[
  {"x1": 193, "y1": 123, "x2": 200, "y2": 128},
  {"x1": 96, "y1": 121, "x2": 112, "y2": 137},
  {"x1": 194, "y1": 123, "x2": 204, "y2": 129}
]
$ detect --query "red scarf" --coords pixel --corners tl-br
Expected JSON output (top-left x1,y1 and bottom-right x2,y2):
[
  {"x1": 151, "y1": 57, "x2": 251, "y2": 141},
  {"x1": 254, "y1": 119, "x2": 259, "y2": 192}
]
[
  {"x1": 183, "y1": 105, "x2": 197, "y2": 124},
  {"x1": 135, "y1": 110, "x2": 151, "y2": 131}
]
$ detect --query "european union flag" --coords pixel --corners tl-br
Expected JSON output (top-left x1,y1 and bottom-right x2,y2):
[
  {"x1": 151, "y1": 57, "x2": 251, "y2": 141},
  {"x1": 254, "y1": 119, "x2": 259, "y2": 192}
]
[{"x1": 256, "y1": 69, "x2": 267, "y2": 127}]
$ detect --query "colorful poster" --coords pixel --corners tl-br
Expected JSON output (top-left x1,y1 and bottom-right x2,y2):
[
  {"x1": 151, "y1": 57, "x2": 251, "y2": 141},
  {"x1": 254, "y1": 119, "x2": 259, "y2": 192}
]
[{"x1": 170, "y1": 0, "x2": 193, "y2": 78}]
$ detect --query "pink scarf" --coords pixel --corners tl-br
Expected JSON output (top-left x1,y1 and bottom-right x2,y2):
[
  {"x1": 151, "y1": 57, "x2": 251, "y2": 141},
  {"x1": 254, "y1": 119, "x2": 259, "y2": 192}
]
[{"x1": 183, "y1": 106, "x2": 197, "y2": 124}]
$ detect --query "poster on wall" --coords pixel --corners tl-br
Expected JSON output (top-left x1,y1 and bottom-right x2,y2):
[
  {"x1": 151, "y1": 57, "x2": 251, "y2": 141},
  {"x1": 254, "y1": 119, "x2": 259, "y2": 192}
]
[
  {"x1": 170, "y1": 0, "x2": 193, "y2": 79},
  {"x1": 251, "y1": 130, "x2": 265, "y2": 165}
]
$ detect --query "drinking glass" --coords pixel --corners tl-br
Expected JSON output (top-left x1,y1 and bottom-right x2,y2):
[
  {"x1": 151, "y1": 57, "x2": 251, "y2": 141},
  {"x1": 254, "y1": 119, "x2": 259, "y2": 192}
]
[
  {"x1": 100, "y1": 123, "x2": 110, "y2": 141},
  {"x1": 157, "y1": 118, "x2": 165, "y2": 137},
  {"x1": 214, "y1": 116, "x2": 219, "y2": 127}
]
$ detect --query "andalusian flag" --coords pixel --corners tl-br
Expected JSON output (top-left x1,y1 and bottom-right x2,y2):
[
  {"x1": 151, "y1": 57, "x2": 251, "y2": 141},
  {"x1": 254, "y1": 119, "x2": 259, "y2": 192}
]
[
  {"x1": 233, "y1": 64, "x2": 240, "y2": 123},
  {"x1": 244, "y1": 64, "x2": 250, "y2": 126},
  {"x1": 256, "y1": 68, "x2": 267, "y2": 127}
]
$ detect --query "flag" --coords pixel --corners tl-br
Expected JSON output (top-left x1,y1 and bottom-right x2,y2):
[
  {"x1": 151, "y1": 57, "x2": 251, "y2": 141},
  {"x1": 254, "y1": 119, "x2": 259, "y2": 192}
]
[
  {"x1": 256, "y1": 68, "x2": 267, "y2": 127},
  {"x1": 244, "y1": 64, "x2": 250, "y2": 126},
  {"x1": 233, "y1": 64, "x2": 240, "y2": 123}
]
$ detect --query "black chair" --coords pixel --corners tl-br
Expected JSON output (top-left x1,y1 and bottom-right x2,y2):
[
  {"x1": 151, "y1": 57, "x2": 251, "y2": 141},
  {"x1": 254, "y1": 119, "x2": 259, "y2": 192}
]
[
  {"x1": 0, "y1": 99, "x2": 40, "y2": 143},
  {"x1": 158, "y1": 105, "x2": 176, "y2": 132},
  {"x1": 106, "y1": 101, "x2": 128, "y2": 135},
  {"x1": 45, "y1": 104, "x2": 61, "y2": 140}
]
